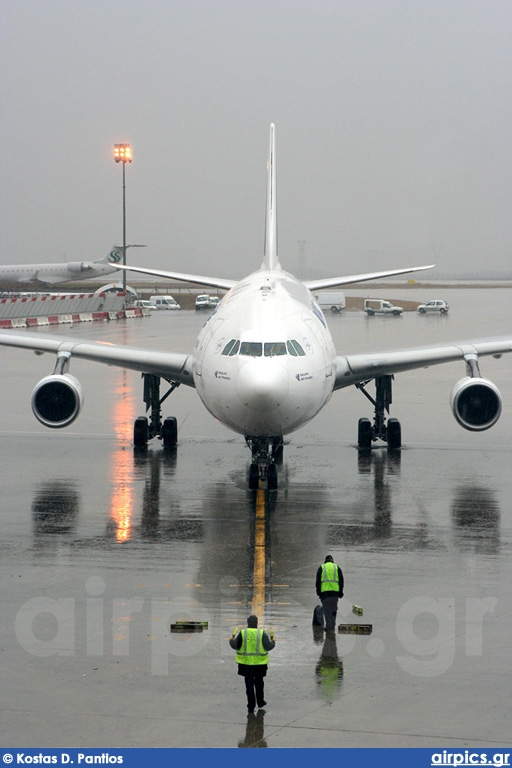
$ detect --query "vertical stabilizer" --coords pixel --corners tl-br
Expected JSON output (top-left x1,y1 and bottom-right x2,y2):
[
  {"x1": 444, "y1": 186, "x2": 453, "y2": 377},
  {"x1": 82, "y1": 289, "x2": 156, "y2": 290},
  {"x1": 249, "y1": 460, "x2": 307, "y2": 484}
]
[{"x1": 262, "y1": 123, "x2": 280, "y2": 271}]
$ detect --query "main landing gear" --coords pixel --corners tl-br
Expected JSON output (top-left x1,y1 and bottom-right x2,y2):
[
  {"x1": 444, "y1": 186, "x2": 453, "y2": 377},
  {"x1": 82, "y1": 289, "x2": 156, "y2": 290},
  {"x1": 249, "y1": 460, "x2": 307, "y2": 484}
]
[
  {"x1": 133, "y1": 374, "x2": 180, "y2": 449},
  {"x1": 356, "y1": 375, "x2": 401, "y2": 451},
  {"x1": 246, "y1": 436, "x2": 283, "y2": 490}
]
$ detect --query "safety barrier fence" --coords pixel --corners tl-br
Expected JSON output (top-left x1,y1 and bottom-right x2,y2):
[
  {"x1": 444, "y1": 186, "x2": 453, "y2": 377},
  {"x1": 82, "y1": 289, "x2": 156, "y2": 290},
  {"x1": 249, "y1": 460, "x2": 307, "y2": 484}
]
[{"x1": 0, "y1": 292, "x2": 149, "y2": 328}]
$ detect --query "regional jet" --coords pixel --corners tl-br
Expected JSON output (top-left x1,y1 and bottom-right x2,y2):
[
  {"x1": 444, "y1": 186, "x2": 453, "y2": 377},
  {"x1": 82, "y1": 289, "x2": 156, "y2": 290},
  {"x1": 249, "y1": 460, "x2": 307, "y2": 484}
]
[
  {"x1": 0, "y1": 125, "x2": 511, "y2": 489},
  {"x1": 0, "y1": 244, "x2": 145, "y2": 287}
]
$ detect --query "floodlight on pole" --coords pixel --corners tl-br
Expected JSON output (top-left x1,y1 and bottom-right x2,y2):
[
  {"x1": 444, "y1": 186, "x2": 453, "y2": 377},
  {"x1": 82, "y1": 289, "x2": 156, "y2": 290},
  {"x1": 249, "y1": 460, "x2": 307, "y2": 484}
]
[{"x1": 113, "y1": 143, "x2": 132, "y2": 296}]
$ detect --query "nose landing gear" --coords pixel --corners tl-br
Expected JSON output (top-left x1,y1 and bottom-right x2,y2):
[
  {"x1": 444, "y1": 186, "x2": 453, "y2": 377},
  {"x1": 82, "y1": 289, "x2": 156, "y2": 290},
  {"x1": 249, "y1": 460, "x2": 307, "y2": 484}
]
[{"x1": 246, "y1": 436, "x2": 282, "y2": 489}]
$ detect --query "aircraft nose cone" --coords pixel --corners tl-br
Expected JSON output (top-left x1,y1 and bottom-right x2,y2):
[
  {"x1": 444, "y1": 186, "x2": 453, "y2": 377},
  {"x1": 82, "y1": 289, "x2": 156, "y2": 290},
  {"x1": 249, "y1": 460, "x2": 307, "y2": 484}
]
[{"x1": 237, "y1": 360, "x2": 289, "y2": 411}]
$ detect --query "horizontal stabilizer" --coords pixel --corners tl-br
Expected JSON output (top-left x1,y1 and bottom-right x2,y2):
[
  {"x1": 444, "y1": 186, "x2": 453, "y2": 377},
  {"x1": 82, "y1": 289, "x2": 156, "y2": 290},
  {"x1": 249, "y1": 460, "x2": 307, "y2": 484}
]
[
  {"x1": 113, "y1": 263, "x2": 236, "y2": 291},
  {"x1": 304, "y1": 264, "x2": 435, "y2": 292}
]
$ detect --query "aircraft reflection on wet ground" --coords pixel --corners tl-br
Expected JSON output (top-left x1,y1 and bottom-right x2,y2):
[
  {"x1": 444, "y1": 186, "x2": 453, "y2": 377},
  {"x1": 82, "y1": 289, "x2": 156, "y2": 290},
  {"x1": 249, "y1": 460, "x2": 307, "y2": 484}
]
[{"x1": 27, "y1": 441, "x2": 502, "y2": 557}]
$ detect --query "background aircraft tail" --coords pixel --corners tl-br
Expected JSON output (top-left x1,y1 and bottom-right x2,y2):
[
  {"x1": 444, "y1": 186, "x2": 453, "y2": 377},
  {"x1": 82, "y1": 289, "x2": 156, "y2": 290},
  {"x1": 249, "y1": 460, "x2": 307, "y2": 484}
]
[
  {"x1": 262, "y1": 123, "x2": 281, "y2": 271},
  {"x1": 97, "y1": 244, "x2": 146, "y2": 265}
]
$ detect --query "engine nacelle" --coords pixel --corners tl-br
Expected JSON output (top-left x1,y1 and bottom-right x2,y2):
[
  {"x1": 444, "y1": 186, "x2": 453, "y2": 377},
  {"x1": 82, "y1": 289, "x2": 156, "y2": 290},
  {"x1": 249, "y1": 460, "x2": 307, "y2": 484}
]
[
  {"x1": 31, "y1": 374, "x2": 84, "y2": 428},
  {"x1": 450, "y1": 376, "x2": 502, "y2": 431},
  {"x1": 67, "y1": 261, "x2": 89, "y2": 273}
]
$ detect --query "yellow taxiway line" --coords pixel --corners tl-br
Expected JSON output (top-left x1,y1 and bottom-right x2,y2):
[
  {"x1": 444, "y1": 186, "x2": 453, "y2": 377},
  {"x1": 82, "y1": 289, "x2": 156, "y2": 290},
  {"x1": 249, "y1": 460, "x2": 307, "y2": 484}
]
[{"x1": 251, "y1": 489, "x2": 266, "y2": 620}]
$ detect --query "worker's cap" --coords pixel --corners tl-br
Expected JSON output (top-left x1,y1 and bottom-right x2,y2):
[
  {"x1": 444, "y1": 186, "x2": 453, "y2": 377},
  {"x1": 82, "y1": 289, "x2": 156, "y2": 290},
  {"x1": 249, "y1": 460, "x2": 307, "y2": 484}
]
[
  {"x1": 324, "y1": 555, "x2": 334, "y2": 563},
  {"x1": 247, "y1": 615, "x2": 258, "y2": 627}
]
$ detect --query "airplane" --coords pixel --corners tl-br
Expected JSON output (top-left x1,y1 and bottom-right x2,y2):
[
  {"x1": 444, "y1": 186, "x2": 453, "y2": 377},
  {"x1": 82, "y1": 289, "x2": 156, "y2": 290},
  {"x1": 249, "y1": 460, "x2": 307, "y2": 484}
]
[
  {"x1": 0, "y1": 244, "x2": 145, "y2": 287},
  {"x1": 0, "y1": 124, "x2": 511, "y2": 489}
]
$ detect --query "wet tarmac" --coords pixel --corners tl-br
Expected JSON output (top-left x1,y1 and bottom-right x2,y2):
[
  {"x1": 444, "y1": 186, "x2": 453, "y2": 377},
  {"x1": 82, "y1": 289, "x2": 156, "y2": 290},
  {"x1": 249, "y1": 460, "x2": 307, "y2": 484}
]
[{"x1": 1, "y1": 287, "x2": 512, "y2": 748}]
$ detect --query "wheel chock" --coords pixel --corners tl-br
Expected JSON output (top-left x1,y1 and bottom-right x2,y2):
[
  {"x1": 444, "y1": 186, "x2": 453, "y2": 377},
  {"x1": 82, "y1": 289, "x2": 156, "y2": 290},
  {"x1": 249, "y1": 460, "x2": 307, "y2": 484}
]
[
  {"x1": 338, "y1": 623, "x2": 372, "y2": 635},
  {"x1": 352, "y1": 605, "x2": 363, "y2": 616},
  {"x1": 170, "y1": 620, "x2": 208, "y2": 633}
]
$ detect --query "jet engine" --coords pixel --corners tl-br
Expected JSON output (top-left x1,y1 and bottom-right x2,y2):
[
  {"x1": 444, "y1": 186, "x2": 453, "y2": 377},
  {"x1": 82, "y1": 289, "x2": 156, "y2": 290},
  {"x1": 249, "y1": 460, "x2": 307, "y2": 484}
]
[
  {"x1": 31, "y1": 374, "x2": 84, "y2": 428},
  {"x1": 67, "y1": 261, "x2": 90, "y2": 273},
  {"x1": 450, "y1": 376, "x2": 502, "y2": 431}
]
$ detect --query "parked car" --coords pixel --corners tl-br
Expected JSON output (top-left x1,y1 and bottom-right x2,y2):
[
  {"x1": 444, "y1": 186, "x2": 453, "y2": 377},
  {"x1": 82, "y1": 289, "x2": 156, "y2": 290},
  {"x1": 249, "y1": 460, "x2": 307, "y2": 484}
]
[
  {"x1": 149, "y1": 295, "x2": 181, "y2": 310},
  {"x1": 209, "y1": 296, "x2": 220, "y2": 308},
  {"x1": 133, "y1": 300, "x2": 156, "y2": 310},
  {"x1": 417, "y1": 299, "x2": 449, "y2": 314},
  {"x1": 364, "y1": 299, "x2": 403, "y2": 316}
]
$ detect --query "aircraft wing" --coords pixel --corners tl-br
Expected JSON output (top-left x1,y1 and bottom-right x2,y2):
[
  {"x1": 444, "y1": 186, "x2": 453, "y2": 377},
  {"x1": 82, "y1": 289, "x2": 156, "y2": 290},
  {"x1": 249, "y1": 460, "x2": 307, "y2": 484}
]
[
  {"x1": 304, "y1": 264, "x2": 435, "y2": 291},
  {"x1": 113, "y1": 264, "x2": 237, "y2": 291},
  {"x1": 334, "y1": 339, "x2": 512, "y2": 390},
  {"x1": 0, "y1": 332, "x2": 195, "y2": 386}
]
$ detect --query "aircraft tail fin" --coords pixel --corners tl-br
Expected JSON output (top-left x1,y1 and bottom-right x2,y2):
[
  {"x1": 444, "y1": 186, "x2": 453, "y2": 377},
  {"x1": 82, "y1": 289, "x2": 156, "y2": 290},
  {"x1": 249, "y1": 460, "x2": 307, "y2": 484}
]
[
  {"x1": 97, "y1": 244, "x2": 146, "y2": 265},
  {"x1": 262, "y1": 123, "x2": 281, "y2": 271}
]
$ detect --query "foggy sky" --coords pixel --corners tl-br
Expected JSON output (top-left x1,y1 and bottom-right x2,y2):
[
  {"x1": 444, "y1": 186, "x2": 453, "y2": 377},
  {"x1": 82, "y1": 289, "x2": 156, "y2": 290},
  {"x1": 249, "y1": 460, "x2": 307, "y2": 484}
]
[{"x1": 1, "y1": 0, "x2": 512, "y2": 279}]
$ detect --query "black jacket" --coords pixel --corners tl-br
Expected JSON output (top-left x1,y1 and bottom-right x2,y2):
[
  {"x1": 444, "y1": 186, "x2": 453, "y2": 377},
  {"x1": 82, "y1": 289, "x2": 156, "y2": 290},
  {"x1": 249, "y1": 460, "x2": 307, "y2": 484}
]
[
  {"x1": 229, "y1": 629, "x2": 275, "y2": 677},
  {"x1": 316, "y1": 563, "x2": 344, "y2": 599}
]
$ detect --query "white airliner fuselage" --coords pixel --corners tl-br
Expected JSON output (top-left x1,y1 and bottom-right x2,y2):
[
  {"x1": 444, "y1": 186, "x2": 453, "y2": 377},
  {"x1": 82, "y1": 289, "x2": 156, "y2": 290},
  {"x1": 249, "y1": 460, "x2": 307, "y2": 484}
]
[{"x1": 194, "y1": 268, "x2": 335, "y2": 438}]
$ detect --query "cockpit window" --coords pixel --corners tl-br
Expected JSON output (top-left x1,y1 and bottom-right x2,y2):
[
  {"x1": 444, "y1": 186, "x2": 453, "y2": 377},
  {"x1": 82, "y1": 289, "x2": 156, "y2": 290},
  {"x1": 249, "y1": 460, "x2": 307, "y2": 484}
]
[
  {"x1": 221, "y1": 339, "x2": 237, "y2": 356},
  {"x1": 264, "y1": 342, "x2": 286, "y2": 357},
  {"x1": 240, "y1": 341, "x2": 263, "y2": 357},
  {"x1": 224, "y1": 339, "x2": 305, "y2": 357},
  {"x1": 287, "y1": 339, "x2": 306, "y2": 356}
]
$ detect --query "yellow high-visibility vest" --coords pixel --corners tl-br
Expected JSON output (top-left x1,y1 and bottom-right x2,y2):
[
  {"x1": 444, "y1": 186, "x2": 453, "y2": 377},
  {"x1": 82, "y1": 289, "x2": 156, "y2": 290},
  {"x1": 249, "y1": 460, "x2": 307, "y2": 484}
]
[
  {"x1": 235, "y1": 628, "x2": 269, "y2": 665},
  {"x1": 320, "y1": 562, "x2": 340, "y2": 592}
]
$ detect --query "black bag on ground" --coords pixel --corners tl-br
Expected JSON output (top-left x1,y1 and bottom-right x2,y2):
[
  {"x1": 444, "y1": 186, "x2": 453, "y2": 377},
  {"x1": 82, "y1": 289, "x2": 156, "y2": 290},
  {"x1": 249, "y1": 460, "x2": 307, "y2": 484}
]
[{"x1": 312, "y1": 604, "x2": 324, "y2": 626}]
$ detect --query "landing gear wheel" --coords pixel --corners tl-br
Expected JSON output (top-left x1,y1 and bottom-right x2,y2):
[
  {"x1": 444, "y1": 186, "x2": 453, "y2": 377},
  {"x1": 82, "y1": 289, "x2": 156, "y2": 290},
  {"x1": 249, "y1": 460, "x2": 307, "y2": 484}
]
[
  {"x1": 358, "y1": 417, "x2": 372, "y2": 450},
  {"x1": 249, "y1": 463, "x2": 259, "y2": 490},
  {"x1": 162, "y1": 416, "x2": 178, "y2": 448},
  {"x1": 267, "y1": 462, "x2": 278, "y2": 490},
  {"x1": 387, "y1": 417, "x2": 401, "y2": 450},
  {"x1": 134, "y1": 416, "x2": 149, "y2": 447}
]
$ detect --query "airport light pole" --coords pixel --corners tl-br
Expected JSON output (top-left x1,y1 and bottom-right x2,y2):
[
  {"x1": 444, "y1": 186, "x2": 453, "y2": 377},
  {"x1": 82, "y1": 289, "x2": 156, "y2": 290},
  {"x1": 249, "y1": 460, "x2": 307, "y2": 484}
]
[{"x1": 113, "y1": 143, "x2": 132, "y2": 297}]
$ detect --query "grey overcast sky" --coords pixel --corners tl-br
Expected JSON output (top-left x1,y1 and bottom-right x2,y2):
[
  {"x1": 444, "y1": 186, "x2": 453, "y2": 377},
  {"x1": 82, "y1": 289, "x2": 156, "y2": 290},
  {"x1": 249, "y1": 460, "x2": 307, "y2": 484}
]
[{"x1": 1, "y1": 0, "x2": 512, "y2": 279}]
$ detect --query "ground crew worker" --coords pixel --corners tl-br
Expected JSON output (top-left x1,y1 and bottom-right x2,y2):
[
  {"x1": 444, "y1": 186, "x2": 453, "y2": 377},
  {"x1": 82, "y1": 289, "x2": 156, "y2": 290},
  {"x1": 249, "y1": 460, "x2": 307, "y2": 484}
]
[
  {"x1": 229, "y1": 615, "x2": 275, "y2": 713},
  {"x1": 316, "y1": 555, "x2": 344, "y2": 632}
]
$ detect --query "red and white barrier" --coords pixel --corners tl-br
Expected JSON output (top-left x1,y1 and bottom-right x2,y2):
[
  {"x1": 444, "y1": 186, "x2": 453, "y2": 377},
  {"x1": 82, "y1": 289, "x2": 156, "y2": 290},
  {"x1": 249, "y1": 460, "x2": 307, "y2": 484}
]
[{"x1": 0, "y1": 291, "x2": 145, "y2": 329}]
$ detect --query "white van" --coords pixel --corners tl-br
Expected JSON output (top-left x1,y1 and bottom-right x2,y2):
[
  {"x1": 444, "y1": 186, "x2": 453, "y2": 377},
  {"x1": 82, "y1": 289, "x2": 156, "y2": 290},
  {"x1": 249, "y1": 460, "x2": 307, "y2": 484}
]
[
  {"x1": 314, "y1": 291, "x2": 346, "y2": 313},
  {"x1": 364, "y1": 299, "x2": 403, "y2": 316},
  {"x1": 195, "y1": 294, "x2": 212, "y2": 310},
  {"x1": 149, "y1": 295, "x2": 181, "y2": 311}
]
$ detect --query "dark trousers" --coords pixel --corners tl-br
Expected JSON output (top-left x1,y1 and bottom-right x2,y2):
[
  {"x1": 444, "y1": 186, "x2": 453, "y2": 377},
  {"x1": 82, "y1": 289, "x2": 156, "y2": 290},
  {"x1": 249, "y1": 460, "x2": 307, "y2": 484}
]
[
  {"x1": 321, "y1": 595, "x2": 339, "y2": 631},
  {"x1": 244, "y1": 674, "x2": 265, "y2": 711}
]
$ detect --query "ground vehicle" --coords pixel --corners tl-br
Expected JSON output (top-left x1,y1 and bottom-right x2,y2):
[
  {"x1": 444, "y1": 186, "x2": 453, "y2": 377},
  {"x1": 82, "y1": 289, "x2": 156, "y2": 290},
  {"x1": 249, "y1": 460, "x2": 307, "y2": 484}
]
[
  {"x1": 209, "y1": 296, "x2": 220, "y2": 307},
  {"x1": 417, "y1": 299, "x2": 449, "y2": 314},
  {"x1": 149, "y1": 295, "x2": 181, "y2": 310},
  {"x1": 195, "y1": 294, "x2": 212, "y2": 310},
  {"x1": 364, "y1": 299, "x2": 403, "y2": 316},
  {"x1": 314, "y1": 291, "x2": 346, "y2": 313},
  {"x1": 133, "y1": 300, "x2": 156, "y2": 310}
]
